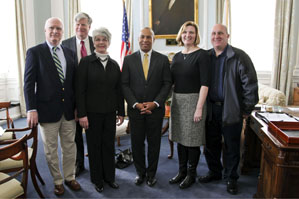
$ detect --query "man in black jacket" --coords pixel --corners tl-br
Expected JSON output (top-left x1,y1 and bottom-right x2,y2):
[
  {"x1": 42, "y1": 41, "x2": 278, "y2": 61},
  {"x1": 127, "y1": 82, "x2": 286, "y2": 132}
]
[
  {"x1": 62, "y1": 12, "x2": 94, "y2": 177},
  {"x1": 198, "y1": 24, "x2": 258, "y2": 195}
]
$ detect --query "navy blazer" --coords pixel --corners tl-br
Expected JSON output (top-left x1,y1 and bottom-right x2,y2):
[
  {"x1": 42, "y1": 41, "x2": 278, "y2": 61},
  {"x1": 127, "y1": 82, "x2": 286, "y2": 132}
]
[
  {"x1": 24, "y1": 42, "x2": 77, "y2": 123},
  {"x1": 121, "y1": 50, "x2": 172, "y2": 119}
]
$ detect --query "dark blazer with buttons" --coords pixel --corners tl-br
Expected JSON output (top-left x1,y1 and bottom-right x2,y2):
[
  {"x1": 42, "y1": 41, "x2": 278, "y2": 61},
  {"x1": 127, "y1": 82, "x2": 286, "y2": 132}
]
[
  {"x1": 121, "y1": 50, "x2": 172, "y2": 119},
  {"x1": 75, "y1": 53, "x2": 125, "y2": 118},
  {"x1": 24, "y1": 42, "x2": 77, "y2": 123},
  {"x1": 62, "y1": 36, "x2": 95, "y2": 57}
]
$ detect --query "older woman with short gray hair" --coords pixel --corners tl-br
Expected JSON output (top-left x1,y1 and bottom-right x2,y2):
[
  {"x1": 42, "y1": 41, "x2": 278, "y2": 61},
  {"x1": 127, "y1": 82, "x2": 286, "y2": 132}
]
[{"x1": 76, "y1": 27, "x2": 125, "y2": 193}]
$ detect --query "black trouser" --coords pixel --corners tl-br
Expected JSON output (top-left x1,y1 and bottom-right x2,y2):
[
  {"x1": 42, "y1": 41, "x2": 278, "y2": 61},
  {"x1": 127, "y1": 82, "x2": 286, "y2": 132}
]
[
  {"x1": 204, "y1": 103, "x2": 242, "y2": 181},
  {"x1": 86, "y1": 112, "x2": 116, "y2": 185},
  {"x1": 130, "y1": 116, "x2": 163, "y2": 178},
  {"x1": 75, "y1": 122, "x2": 84, "y2": 167},
  {"x1": 177, "y1": 143, "x2": 201, "y2": 177}
]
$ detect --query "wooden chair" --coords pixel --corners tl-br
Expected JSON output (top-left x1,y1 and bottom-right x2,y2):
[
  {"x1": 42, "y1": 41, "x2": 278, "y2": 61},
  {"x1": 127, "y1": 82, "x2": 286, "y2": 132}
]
[
  {"x1": 0, "y1": 134, "x2": 29, "y2": 198},
  {"x1": 0, "y1": 126, "x2": 45, "y2": 198},
  {"x1": 0, "y1": 102, "x2": 16, "y2": 141},
  {"x1": 116, "y1": 119, "x2": 130, "y2": 146}
]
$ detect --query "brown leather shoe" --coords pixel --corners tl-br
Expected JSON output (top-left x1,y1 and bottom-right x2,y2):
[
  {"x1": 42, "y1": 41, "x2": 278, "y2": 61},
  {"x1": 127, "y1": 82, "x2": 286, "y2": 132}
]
[
  {"x1": 65, "y1": 180, "x2": 81, "y2": 191},
  {"x1": 54, "y1": 184, "x2": 65, "y2": 195}
]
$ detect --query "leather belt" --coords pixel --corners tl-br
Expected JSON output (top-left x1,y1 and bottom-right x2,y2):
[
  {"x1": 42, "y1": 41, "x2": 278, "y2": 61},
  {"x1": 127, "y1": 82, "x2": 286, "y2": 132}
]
[{"x1": 211, "y1": 101, "x2": 223, "y2": 106}]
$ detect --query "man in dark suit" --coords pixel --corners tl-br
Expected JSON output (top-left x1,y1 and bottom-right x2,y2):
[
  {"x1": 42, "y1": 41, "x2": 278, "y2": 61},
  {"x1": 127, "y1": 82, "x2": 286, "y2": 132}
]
[
  {"x1": 62, "y1": 12, "x2": 94, "y2": 177},
  {"x1": 24, "y1": 17, "x2": 81, "y2": 196},
  {"x1": 153, "y1": 0, "x2": 193, "y2": 35},
  {"x1": 122, "y1": 27, "x2": 172, "y2": 187}
]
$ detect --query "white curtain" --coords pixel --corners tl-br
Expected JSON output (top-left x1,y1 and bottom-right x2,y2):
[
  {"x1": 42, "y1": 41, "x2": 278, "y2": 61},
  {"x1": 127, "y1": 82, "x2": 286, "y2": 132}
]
[
  {"x1": 215, "y1": 0, "x2": 231, "y2": 43},
  {"x1": 15, "y1": 0, "x2": 27, "y2": 117},
  {"x1": 271, "y1": 0, "x2": 296, "y2": 105},
  {"x1": 125, "y1": 0, "x2": 133, "y2": 53},
  {"x1": 216, "y1": 0, "x2": 225, "y2": 24},
  {"x1": 67, "y1": 0, "x2": 81, "y2": 38}
]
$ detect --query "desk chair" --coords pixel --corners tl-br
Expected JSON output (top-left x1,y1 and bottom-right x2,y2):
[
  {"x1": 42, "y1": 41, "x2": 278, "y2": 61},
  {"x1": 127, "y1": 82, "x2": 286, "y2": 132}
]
[
  {"x1": 0, "y1": 126, "x2": 45, "y2": 198},
  {"x1": 0, "y1": 134, "x2": 29, "y2": 198}
]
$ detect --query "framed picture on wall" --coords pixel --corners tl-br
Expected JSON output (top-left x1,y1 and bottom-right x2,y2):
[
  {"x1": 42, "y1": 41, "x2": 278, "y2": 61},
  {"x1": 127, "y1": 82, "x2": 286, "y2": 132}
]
[{"x1": 149, "y1": 0, "x2": 198, "y2": 39}]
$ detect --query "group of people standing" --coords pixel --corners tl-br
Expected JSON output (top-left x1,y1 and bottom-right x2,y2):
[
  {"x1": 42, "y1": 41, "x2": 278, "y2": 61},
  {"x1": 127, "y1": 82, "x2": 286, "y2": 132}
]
[{"x1": 23, "y1": 11, "x2": 258, "y2": 197}]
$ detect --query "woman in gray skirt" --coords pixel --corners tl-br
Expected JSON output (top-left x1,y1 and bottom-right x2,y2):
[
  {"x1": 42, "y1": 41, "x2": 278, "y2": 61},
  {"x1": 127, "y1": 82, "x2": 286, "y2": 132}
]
[{"x1": 169, "y1": 21, "x2": 210, "y2": 189}]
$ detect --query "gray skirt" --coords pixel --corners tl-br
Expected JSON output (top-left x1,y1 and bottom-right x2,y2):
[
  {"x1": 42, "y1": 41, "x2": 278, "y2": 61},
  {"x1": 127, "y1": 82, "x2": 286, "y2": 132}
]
[{"x1": 169, "y1": 92, "x2": 206, "y2": 147}]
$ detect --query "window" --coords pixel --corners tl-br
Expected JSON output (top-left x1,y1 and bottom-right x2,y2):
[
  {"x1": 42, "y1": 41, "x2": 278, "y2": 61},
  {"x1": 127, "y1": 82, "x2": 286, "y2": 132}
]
[
  {"x1": 231, "y1": 0, "x2": 275, "y2": 72},
  {"x1": 0, "y1": 1, "x2": 17, "y2": 78},
  {"x1": 81, "y1": 1, "x2": 123, "y2": 65}
]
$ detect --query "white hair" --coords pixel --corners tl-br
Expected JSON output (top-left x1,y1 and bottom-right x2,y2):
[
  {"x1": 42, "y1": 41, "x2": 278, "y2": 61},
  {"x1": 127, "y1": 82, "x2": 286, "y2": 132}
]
[
  {"x1": 92, "y1": 27, "x2": 112, "y2": 44},
  {"x1": 44, "y1": 17, "x2": 64, "y2": 30}
]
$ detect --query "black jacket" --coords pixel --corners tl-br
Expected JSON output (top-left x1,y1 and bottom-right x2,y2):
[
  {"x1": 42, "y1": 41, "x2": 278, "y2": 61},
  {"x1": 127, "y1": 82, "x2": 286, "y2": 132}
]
[
  {"x1": 75, "y1": 53, "x2": 124, "y2": 118},
  {"x1": 208, "y1": 45, "x2": 259, "y2": 125},
  {"x1": 121, "y1": 50, "x2": 172, "y2": 119}
]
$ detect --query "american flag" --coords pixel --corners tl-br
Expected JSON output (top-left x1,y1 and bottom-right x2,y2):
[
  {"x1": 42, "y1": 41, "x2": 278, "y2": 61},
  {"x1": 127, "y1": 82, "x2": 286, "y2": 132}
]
[{"x1": 120, "y1": 1, "x2": 131, "y2": 68}]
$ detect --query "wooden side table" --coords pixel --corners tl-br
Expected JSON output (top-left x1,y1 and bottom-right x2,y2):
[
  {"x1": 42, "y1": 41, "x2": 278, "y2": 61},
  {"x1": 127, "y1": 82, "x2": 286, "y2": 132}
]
[{"x1": 293, "y1": 87, "x2": 299, "y2": 105}]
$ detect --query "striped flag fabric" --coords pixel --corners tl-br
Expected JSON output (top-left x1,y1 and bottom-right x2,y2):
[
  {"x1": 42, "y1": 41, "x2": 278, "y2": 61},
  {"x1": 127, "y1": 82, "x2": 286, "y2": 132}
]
[{"x1": 120, "y1": 1, "x2": 131, "y2": 68}]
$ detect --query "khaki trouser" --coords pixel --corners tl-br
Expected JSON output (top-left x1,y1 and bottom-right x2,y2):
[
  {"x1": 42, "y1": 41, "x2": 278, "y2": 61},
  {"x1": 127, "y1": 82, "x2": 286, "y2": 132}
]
[{"x1": 40, "y1": 115, "x2": 76, "y2": 185}]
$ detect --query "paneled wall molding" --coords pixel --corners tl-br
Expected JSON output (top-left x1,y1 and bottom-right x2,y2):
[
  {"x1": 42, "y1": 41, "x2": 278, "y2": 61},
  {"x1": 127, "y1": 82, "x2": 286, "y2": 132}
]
[
  {"x1": 0, "y1": 76, "x2": 20, "y2": 102},
  {"x1": 257, "y1": 71, "x2": 271, "y2": 86}
]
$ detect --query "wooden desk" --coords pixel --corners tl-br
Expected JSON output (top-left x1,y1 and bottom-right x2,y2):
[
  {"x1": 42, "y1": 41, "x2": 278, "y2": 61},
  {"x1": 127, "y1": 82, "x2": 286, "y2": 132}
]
[{"x1": 242, "y1": 111, "x2": 299, "y2": 198}]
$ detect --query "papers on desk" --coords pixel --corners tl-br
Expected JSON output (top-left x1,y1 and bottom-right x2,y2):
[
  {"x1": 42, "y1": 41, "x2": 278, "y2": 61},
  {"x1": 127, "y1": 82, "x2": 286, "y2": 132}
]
[
  {"x1": 288, "y1": 107, "x2": 299, "y2": 112},
  {"x1": 257, "y1": 112, "x2": 298, "y2": 122}
]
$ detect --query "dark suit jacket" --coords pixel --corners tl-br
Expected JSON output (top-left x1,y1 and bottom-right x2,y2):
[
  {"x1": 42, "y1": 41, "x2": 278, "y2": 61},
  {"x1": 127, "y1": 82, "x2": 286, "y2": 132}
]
[
  {"x1": 62, "y1": 36, "x2": 95, "y2": 58},
  {"x1": 153, "y1": 0, "x2": 193, "y2": 35},
  {"x1": 24, "y1": 42, "x2": 77, "y2": 123},
  {"x1": 76, "y1": 54, "x2": 125, "y2": 118},
  {"x1": 121, "y1": 50, "x2": 172, "y2": 119}
]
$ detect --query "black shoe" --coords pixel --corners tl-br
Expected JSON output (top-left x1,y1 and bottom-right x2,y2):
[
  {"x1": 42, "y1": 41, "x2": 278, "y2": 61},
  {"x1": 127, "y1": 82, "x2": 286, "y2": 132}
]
[
  {"x1": 95, "y1": 184, "x2": 104, "y2": 193},
  {"x1": 227, "y1": 180, "x2": 238, "y2": 195},
  {"x1": 146, "y1": 177, "x2": 157, "y2": 187},
  {"x1": 134, "y1": 175, "x2": 145, "y2": 185},
  {"x1": 106, "y1": 181, "x2": 119, "y2": 189},
  {"x1": 179, "y1": 175, "x2": 195, "y2": 189},
  {"x1": 75, "y1": 165, "x2": 85, "y2": 177},
  {"x1": 169, "y1": 173, "x2": 186, "y2": 184},
  {"x1": 198, "y1": 173, "x2": 222, "y2": 183}
]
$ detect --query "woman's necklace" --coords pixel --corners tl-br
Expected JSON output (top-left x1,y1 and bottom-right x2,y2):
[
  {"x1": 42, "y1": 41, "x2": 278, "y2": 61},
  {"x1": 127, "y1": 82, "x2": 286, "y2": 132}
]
[
  {"x1": 183, "y1": 54, "x2": 188, "y2": 60},
  {"x1": 182, "y1": 47, "x2": 199, "y2": 60}
]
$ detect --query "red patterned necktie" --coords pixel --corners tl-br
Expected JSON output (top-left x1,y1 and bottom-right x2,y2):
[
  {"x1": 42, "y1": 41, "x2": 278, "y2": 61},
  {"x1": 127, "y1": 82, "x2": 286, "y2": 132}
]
[{"x1": 80, "y1": 40, "x2": 87, "y2": 58}]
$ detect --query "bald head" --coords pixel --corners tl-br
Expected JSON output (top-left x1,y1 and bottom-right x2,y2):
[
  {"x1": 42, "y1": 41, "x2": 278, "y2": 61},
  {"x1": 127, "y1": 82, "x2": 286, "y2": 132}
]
[
  {"x1": 44, "y1": 17, "x2": 64, "y2": 46},
  {"x1": 138, "y1": 27, "x2": 155, "y2": 53},
  {"x1": 211, "y1": 24, "x2": 230, "y2": 53}
]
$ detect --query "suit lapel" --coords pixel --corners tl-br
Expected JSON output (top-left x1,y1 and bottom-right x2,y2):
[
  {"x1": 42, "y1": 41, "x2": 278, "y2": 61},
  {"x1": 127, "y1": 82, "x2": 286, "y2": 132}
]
[
  {"x1": 147, "y1": 50, "x2": 157, "y2": 81},
  {"x1": 89, "y1": 36, "x2": 95, "y2": 52},
  {"x1": 41, "y1": 42, "x2": 62, "y2": 85},
  {"x1": 63, "y1": 46, "x2": 70, "y2": 82},
  {"x1": 70, "y1": 37, "x2": 77, "y2": 52},
  {"x1": 134, "y1": 51, "x2": 145, "y2": 80}
]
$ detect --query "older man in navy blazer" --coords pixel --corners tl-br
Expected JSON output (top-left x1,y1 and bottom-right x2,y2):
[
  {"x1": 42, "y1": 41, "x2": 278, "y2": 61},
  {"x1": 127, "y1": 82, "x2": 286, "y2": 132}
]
[
  {"x1": 122, "y1": 27, "x2": 172, "y2": 187},
  {"x1": 62, "y1": 12, "x2": 94, "y2": 177},
  {"x1": 24, "y1": 17, "x2": 81, "y2": 196}
]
